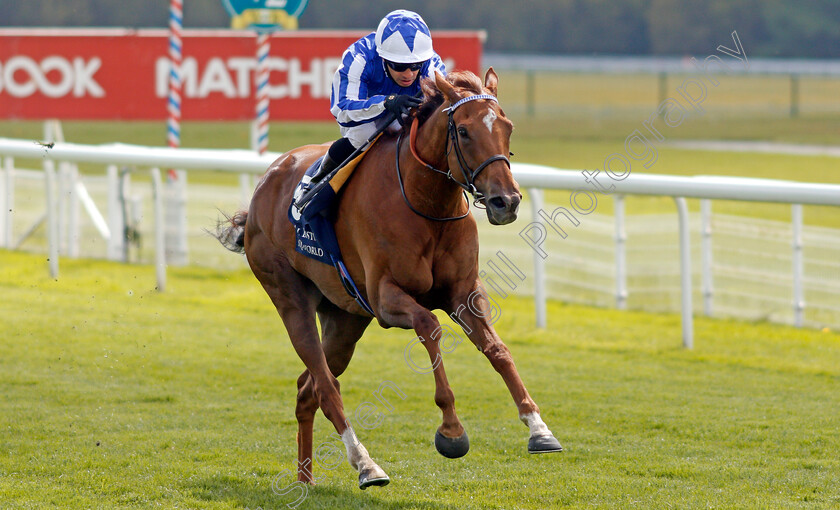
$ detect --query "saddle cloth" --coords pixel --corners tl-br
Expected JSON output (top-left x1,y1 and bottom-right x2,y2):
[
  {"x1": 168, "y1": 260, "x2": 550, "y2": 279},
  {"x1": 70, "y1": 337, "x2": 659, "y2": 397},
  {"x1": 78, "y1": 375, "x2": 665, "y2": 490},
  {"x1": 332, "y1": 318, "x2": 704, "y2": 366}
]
[{"x1": 286, "y1": 139, "x2": 380, "y2": 316}]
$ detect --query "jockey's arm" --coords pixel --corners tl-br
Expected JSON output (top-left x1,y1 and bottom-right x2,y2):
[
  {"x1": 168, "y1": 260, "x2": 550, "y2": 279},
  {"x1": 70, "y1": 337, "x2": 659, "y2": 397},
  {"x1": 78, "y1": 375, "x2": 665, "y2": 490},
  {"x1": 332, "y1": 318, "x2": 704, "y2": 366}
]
[{"x1": 330, "y1": 50, "x2": 389, "y2": 126}]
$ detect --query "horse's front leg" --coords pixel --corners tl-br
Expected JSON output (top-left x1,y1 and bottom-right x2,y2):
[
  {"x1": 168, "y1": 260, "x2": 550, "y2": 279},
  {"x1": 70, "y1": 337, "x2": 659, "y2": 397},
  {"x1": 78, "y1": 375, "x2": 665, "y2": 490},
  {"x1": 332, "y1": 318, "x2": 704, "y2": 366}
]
[
  {"x1": 377, "y1": 279, "x2": 470, "y2": 459},
  {"x1": 449, "y1": 281, "x2": 563, "y2": 454}
]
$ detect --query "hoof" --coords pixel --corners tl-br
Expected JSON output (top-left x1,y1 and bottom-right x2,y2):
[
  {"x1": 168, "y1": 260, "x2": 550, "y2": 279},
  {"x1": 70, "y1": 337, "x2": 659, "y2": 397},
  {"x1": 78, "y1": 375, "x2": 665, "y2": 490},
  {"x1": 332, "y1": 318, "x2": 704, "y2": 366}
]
[
  {"x1": 528, "y1": 434, "x2": 563, "y2": 454},
  {"x1": 358, "y1": 466, "x2": 390, "y2": 490},
  {"x1": 435, "y1": 429, "x2": 470, "y2": 459}
]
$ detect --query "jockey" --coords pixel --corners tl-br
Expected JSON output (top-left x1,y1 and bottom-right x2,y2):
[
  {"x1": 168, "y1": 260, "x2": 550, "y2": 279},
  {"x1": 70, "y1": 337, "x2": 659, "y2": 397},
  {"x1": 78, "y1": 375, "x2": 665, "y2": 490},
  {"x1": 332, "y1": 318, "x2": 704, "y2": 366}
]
[{"x1": 297, "y1": 9, "x2": 447, "y2": 206}]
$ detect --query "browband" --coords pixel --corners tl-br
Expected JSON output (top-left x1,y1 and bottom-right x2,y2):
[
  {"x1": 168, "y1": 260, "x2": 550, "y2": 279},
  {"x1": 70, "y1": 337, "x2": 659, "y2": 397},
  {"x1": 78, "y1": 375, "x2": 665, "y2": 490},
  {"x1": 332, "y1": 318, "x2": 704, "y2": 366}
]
[{"x1": 442, "y1": 94, "x2": 498, "y2": 113}]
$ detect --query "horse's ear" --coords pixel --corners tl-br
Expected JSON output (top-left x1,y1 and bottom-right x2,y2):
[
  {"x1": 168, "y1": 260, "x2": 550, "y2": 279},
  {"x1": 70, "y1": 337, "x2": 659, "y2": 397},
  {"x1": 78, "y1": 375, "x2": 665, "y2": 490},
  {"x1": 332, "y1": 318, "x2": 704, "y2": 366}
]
[
  {"x1": 484, "y1": 67, "x2": 499, "y2": 97},
  {"x1": 434, "y1": 71, "x2": 460, "y2": 104}
]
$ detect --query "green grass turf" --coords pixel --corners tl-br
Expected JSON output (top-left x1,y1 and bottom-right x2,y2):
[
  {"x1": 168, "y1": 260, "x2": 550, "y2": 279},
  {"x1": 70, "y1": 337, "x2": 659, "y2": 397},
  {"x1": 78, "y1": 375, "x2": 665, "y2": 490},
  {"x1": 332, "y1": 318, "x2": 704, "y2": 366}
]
[{"x1": 2, "y1": 249, "x2": 839, "y2": 509}]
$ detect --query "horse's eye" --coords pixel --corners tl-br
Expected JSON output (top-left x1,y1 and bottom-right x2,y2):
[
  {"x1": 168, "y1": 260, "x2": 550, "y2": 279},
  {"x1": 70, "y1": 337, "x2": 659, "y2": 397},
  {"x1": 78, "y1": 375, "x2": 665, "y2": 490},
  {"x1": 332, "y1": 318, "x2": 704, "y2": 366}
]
[{"x1": 457, "y1": 127, "x2": 468, "y2": 138}]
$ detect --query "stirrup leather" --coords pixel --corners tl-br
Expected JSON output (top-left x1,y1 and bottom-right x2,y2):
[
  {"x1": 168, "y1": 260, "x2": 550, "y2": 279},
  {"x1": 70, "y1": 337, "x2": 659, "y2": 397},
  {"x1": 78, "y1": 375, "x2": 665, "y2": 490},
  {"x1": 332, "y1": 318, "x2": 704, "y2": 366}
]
[{"x1": 295, "y1": 158, "x2": 331, "y2": 211}]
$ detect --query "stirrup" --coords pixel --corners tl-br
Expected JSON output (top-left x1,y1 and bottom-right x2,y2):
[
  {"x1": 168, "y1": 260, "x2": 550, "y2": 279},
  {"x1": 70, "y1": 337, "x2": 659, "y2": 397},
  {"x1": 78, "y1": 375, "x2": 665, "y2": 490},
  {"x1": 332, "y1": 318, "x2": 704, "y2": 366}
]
[
  {"x1": 294, "y1": 165, "x2": 328, "y2": 212},
  {"x1": 309, "y1": 159, "x2": 330, "y2": 184},
  {"x1": 294, "y1": 186, "x2": 319, "y2": 212}
]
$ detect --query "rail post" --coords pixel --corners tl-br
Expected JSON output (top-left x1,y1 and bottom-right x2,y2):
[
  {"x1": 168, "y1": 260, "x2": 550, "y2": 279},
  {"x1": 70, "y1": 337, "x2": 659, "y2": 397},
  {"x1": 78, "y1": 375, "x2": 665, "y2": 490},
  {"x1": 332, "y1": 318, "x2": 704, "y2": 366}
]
[
  {"x1": 674, "y1": 197, "x2": 693, "y2": 349},
  {"x1": 792, "y1": 204, "x2": 804, "y2": 327},
  {"x1": 526, "y1": 70, "x2": 536, "y2": 117},
  {"x1": 528, "y1": 187, "x2": 547, "y2": 328},
  {"x1": 700, "y1": 199, "x2": 713, "y2": 316},
  {"x1": 44, "y1": 161, "x2": 58, "y2": 278},
  {"x1": 614, "y1": 195, "x2": 627, "y2": 310},
  {"x1": 151, "y1": 168, "x2": 167, "y2": 292}
]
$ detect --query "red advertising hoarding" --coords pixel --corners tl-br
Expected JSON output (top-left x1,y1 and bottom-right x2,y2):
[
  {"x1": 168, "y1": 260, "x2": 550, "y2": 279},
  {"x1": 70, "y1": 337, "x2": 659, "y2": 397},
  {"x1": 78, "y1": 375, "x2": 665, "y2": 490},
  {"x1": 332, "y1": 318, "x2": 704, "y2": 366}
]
[{"x1": 0, "y1": 28, "x2": 484, "y2": 121}]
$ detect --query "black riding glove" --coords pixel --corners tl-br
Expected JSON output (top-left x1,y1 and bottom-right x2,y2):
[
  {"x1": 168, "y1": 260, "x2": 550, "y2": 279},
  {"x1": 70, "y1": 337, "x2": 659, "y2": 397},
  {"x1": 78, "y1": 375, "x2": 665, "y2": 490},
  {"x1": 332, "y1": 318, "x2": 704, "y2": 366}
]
[{"x1": 383, "y1": 94, "x2": 422, "y2": 120}]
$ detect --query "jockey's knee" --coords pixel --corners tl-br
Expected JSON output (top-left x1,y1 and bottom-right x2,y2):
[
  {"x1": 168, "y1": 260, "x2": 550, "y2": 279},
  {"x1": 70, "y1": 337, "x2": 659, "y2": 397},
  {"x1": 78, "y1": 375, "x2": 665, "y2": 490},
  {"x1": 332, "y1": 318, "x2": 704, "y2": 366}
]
[
  {"x1": 343, "y1": 125, "x2": 376, "y2": 149},
  {"x1": 328, "y1": 137, "x2": 357, "y2": 163}
]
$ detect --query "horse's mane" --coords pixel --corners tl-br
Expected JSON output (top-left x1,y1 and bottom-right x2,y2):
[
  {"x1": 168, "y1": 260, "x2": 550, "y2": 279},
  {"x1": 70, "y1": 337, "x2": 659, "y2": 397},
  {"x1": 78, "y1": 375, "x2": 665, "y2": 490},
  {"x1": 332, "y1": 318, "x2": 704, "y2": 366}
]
[{"x1": 408, "y1": 70, "x2": 487, "y2": 129}]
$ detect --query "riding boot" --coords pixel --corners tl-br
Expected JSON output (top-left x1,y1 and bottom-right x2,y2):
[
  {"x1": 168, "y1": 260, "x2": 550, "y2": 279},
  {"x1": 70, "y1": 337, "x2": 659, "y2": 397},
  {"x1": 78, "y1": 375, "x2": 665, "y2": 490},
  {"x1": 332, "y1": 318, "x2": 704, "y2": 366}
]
[
  {"x1": 312, "y1": 138, "x2": 357, "y2": 185},
  {"x1": 296, "y1": 137, "x2": 356, "y2": 211},
  {"x1": 309, "y1": 152, "x2": 339, "y2": 185}
]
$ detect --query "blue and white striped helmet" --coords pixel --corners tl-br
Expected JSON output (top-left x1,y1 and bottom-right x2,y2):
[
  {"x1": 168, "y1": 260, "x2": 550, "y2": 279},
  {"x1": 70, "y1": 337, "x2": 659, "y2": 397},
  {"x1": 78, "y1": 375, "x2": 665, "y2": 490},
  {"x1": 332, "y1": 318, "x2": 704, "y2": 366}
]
[{"x1": 374, "y1": 10, "x2": 434, "y2": 63}]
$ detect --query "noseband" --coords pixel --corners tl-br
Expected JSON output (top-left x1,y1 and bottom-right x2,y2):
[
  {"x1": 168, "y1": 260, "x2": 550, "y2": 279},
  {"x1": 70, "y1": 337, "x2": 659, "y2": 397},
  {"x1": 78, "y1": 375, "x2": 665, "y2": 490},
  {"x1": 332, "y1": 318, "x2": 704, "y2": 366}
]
[{"x1": 397, "y1": 93, "x2": 512, "y2": 221}]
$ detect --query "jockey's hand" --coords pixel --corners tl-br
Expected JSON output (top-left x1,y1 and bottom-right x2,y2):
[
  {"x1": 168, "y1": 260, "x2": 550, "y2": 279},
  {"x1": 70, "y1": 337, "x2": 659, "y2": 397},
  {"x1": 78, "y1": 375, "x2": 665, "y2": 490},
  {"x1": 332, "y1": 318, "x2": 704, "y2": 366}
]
[{"x1": 384, "y1": 94, "x2": 422, "y2": 120}]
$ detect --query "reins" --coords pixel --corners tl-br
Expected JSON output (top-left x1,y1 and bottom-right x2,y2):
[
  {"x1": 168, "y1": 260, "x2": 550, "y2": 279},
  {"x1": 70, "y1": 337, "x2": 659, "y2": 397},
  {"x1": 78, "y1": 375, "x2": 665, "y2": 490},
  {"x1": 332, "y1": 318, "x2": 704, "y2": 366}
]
[
  {"x1": 397, "y1": 93, "x2": 512, "y2": 222},
  {"x1": 397, "y1": 130, "x2": 470, "y2": 222}
]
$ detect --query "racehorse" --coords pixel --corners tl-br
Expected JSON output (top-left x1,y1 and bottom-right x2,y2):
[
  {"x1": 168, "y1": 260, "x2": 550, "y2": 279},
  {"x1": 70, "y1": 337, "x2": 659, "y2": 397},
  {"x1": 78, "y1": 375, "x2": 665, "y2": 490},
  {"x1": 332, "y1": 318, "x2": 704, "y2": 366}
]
[{"x1": 216, "y1": 68, "x2": 562, "y2": 490}]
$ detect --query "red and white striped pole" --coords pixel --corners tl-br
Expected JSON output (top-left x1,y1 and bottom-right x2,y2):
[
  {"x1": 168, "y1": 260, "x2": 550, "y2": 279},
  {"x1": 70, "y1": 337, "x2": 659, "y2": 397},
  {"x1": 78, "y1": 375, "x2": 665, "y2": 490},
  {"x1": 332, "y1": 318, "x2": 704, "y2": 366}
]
[
  {"x1": 165, "y1": 0, "x2": 188, "y2": 265},
  {"x1": 254, "y1": 32, "x2": 270, "y2": 155},
  {"x1": 167, "y1": 0, "x2": 183, "y2": 179}
]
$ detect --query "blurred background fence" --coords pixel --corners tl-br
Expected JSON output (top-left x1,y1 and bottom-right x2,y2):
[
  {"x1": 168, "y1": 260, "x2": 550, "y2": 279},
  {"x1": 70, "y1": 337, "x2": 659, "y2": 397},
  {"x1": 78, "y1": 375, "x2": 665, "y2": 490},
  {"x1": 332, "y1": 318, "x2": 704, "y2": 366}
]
[
  {"x1": 485, "y1": 55, "x2": 840, "y2": 119},
  {"x1": 2, "y1": 55, "x2": 840, "y2": 330},
  {"x1": 3, "y1": 161, "x2": 840, "y2": 331}
]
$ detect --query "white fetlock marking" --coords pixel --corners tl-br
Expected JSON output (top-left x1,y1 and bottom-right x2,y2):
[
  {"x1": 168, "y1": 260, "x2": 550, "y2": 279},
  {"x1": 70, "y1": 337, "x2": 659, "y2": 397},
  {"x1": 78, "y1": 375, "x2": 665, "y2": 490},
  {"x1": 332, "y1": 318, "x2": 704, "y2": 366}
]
[
  {"x1": 520, "y1": 412, "x2": 552, "y2": 438},
  {"x1": 341, "y1": 428, "x2": 376, "y2": 473}
]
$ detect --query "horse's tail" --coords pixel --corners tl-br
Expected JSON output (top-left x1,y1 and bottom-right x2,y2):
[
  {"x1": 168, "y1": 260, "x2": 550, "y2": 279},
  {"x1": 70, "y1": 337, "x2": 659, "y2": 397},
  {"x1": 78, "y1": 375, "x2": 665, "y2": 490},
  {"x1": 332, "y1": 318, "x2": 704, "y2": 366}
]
[{"x1": 212, "y1": 210, "x2": 248, "y2": 254}]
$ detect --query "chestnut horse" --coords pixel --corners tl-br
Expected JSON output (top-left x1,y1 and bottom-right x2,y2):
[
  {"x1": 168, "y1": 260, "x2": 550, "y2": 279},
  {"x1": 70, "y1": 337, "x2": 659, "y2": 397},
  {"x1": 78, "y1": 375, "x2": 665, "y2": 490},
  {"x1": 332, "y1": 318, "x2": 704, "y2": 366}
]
[{"x1": 216, "y1": 69, "x2": 562, "y2": 490}]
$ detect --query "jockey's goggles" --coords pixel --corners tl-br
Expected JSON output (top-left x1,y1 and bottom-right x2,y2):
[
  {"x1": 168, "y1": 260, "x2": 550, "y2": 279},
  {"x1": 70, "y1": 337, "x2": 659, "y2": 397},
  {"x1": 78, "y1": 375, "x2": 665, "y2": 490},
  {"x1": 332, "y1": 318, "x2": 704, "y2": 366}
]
[{"x1": 386, "y1": 60, "x2": 426, "y2": 72}]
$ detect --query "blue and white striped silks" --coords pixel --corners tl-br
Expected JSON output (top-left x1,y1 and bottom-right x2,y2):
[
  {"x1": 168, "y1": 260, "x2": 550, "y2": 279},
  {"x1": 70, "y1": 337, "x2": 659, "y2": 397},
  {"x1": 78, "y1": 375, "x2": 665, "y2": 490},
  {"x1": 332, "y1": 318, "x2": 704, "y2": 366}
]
[{"x1": 329, "y1": 33, "x2": 446, "y2": 129}]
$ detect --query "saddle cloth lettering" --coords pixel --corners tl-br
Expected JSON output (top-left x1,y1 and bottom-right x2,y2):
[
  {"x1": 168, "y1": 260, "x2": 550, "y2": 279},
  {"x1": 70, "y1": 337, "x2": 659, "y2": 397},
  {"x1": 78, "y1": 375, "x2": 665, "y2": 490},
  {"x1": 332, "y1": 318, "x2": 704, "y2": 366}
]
[{"x1": 287, "y1": 138, "x2": 380, "y2": 316}]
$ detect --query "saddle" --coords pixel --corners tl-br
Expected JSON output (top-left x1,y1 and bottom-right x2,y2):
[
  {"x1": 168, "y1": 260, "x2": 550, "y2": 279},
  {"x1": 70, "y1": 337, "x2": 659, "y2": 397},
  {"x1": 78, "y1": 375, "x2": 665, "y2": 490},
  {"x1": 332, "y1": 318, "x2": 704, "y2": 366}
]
[{"x1": 287, "y1": 137, "x2": 381, "y2": 316}]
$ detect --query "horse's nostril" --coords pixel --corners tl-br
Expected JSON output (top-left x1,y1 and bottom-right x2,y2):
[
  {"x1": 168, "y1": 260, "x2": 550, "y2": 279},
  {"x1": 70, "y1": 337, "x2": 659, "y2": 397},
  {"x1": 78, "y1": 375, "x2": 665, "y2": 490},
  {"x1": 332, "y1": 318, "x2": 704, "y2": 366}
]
[{"x1": 488, "y1": 196, "x2": 507, "y2": 211}]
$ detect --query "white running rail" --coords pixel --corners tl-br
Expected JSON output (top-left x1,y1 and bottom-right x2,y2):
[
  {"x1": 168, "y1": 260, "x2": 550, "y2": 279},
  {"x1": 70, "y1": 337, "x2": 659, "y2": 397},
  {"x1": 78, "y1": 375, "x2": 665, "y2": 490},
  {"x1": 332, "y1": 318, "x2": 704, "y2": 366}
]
[{"x1": 2, "y1": 138, "x2": 840, "y2": 348}]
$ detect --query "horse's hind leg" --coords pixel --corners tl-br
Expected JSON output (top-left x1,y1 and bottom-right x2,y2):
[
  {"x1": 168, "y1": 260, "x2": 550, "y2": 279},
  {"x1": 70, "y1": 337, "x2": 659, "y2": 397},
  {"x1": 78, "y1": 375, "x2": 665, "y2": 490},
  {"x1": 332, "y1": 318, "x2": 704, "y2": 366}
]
[
  {"x1": 280, "y1": 295, "x2": 388, "y2": 489},
  {"x1": 247, "y1": 240, "x2": 386, "y2": 489},
  {"x1": 317, "y1": 299, "x2": 372, "y2": 378},
  {"x1": 293, "y1": 369, "x2": 324, "y2": 484},
  {"x1": 293, "y1": 302, "x2": 380, "y2": 486},
  {"x1": 318, "y1": 301, "x2": 388, "y2": 488}
]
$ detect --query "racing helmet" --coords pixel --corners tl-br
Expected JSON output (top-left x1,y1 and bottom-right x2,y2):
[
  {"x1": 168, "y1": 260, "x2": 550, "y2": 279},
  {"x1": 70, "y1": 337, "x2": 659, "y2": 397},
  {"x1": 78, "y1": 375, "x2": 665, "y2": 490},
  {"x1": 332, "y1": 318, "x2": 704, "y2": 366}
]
[{"x1": 374, "y1": 10, "x2": 435, "y2": 63}]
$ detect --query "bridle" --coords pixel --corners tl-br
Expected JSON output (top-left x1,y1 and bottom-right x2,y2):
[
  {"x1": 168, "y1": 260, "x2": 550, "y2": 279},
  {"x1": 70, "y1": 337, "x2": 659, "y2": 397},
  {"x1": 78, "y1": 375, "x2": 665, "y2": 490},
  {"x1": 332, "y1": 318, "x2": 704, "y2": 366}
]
[{"x1": 396, "y1": 93, "x2": 512, "y2": 222}]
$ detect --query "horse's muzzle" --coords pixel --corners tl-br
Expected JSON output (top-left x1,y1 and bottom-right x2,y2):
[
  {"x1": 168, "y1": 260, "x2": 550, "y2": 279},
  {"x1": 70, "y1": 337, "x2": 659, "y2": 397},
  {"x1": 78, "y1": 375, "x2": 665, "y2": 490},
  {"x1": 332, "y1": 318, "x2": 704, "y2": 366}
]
[{"x1": 485, "y1": 193, "x2": 521, "y2": 225}]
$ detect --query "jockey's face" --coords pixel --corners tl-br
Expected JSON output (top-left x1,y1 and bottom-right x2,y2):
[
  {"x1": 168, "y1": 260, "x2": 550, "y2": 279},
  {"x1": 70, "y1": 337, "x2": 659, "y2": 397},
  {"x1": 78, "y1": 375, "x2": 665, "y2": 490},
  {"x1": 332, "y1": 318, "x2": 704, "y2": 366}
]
[{"x1": 386, "y1": 60, "x2": 424, "y2": 88}]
